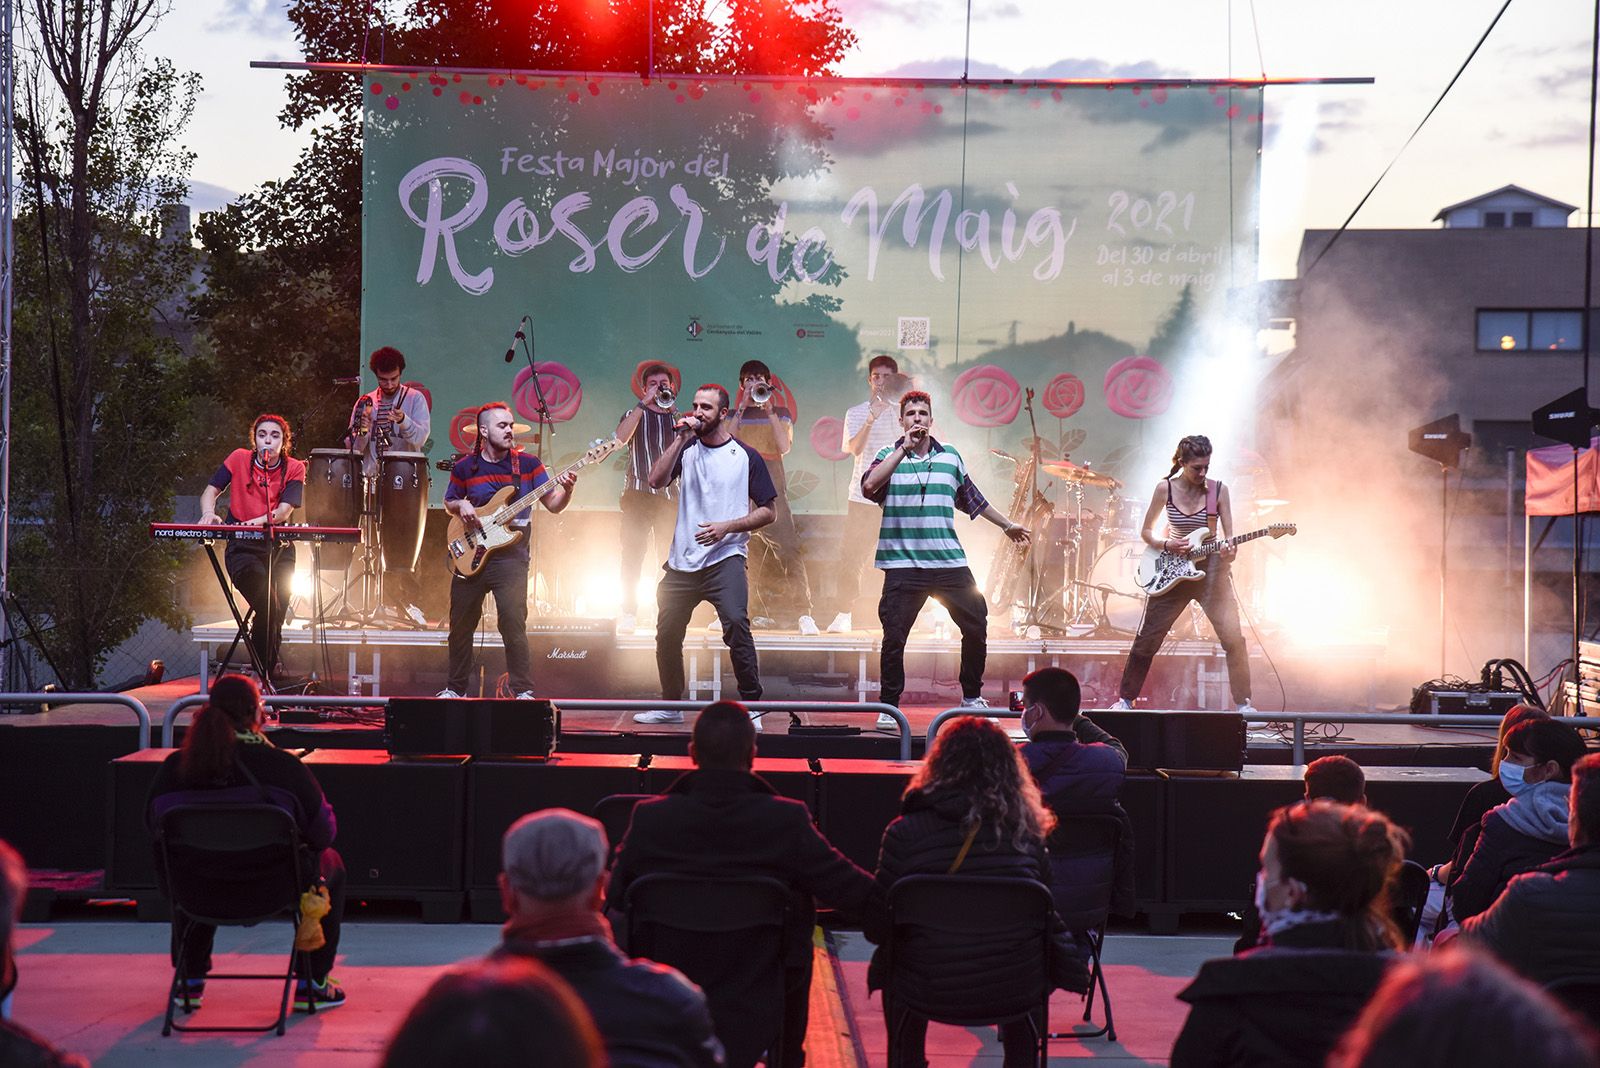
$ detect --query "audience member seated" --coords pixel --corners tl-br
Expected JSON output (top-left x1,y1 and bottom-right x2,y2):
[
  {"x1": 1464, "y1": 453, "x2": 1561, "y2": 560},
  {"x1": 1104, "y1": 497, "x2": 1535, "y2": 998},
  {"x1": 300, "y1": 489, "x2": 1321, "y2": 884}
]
[
  {"x1": 868, "y1": 715, "x2": 1090, "y2": 1068},
  {"x1": 493, "y1": 808, "x2": 723, "y2": 1067},
  {"x1": 1425, "y1": 703, "x2": 1550, "y2": 917},
  {"x1": 1448, "y1": 717, "x2": 1588, "y2": 925},
  {"x1": 381, "y1": 956, "x2": 604, "y2": 1068},
  {"x1": 0, "y1": 838, "x2": 88, "y2": 1068},
  {"x1": 145, "y1": 673, "x2": 348, "y2": 1012},
  {"x1": 1171, "y1": 801, "x2": 1408, "y2": 1067},
  {"x1": 1459, "y1": 752, "x2": 1600, "y2": 988},
  {"x1": 1327, "y1": 949, "x2": 1599, "y2": 1068},
  {"x1": 1234, "y1": 754, "x2": 1369, "y2": 953},
  {"x1": 609, "y1": 701, "x2": 879, "y2": 1068},
  {"x1": 1016, "y1": 666, "x2": 1135, "y2": 937}
]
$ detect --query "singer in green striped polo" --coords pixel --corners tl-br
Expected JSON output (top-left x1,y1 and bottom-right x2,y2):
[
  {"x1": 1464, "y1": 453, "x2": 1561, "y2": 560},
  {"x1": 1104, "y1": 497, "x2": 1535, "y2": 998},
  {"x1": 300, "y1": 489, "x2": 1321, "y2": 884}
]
[{"x1": 861, "y1": 390, "x2": 1031, "y2": 717}]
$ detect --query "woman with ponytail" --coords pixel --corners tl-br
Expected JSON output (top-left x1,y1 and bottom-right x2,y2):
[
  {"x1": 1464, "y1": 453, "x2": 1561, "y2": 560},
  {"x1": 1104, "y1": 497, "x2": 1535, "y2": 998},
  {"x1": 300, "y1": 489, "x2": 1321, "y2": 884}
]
[
  {"x1": 146, "y1": 674, "x2": 348, "y2": 1012},
  {"x1": 1170, "y1": 801, "x2": 1409, "y2": 1066},
  {"x1": 1111, "y1": 434, "x2": 1254, "y2": 713}
]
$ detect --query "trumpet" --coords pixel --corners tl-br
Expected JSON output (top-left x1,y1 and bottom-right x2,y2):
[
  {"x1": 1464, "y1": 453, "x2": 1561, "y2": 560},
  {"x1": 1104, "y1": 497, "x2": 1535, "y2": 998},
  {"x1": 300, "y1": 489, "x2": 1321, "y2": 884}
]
[
  {"x1": 749, "y1": 381, "x2": 773, "y2": 406},
  {"x1": 652, "y1": 385, "x2": 676, "y2": 411}
]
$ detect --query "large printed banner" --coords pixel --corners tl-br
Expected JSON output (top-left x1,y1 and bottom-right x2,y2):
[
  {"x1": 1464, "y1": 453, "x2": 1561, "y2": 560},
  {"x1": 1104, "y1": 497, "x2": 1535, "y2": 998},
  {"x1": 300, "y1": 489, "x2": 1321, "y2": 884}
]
[{"x1": 361, "y1": 74, "x2": 1261, "y2": 510}]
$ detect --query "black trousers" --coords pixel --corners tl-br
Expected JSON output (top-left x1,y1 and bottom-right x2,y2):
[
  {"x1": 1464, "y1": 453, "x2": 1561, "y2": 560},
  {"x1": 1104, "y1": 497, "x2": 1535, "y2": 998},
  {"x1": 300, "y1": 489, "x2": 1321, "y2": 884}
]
[
  {"x1": 655, "y1": 556, "x2": 762, "y2": 701},
  {"x1": 877, "y1": 566, "x2": 988, "y2": 708},
  {"x1": 447, "y1": 552, "x2": 532, "y2": 694},
  {"x1": 173, "y1": 847, "x2": 346, "y2": 984},
  {"x1": 618, "y1": 489, "x2": 676, "y2": 614},
  {"x1": 1118, "y1": 563, "x2": 1251, "y2": 705},
  {"x1": 890, "y1": 1006, "x2": 1042, "y2": 1067},
  {"x1": 224, "y1": 545, "x2": 295, "y2": 674}
]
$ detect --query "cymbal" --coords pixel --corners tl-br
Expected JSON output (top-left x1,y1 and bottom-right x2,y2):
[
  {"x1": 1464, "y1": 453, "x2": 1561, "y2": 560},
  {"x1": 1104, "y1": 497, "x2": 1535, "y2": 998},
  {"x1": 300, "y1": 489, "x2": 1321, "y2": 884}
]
[
  {"x1": 1041, "y1": 460, "x2": 1121, "y2": 489},
  {"x1": 462, "y1": 421, "x2": 533, "y2": 437}
]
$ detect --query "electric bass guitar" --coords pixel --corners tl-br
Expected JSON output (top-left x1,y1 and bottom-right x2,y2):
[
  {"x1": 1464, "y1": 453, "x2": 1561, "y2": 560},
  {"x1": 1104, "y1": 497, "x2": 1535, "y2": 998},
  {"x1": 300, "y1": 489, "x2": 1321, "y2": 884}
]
[
  {"x1": 445, "y1": 438, "x2": 624, "y2": 577},
  {"x1": 1135, "y1": 523, "x2": 1297, "y2": 598}
]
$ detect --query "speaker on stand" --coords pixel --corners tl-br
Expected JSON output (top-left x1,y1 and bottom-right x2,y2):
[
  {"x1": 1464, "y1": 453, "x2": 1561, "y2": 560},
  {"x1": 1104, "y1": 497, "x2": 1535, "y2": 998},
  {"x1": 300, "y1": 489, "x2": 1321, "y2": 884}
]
[{"x1": 1408, "y1": 414, "x2": 1471, "y2": 678}]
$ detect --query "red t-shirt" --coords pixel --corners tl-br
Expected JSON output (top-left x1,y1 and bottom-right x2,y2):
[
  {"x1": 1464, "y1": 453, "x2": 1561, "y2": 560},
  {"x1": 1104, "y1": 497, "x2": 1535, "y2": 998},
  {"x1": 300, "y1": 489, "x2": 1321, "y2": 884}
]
[{"x1": 208, "y1": 448, "x2": 306, "y2": 522}]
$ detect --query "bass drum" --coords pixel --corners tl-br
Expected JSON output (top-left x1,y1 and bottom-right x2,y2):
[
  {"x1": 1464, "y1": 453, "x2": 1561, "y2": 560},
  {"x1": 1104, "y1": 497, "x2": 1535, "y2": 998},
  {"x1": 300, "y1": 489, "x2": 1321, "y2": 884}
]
[
  {"x1": 1088, "y1": 538, "x2": 1148, "y2": 631},
  {"x1": 305, "y1": 449, "x2": 361, "y2": 571},
  {"x1": 378, "y1": 451, "x2": 430, "y2": 574}
]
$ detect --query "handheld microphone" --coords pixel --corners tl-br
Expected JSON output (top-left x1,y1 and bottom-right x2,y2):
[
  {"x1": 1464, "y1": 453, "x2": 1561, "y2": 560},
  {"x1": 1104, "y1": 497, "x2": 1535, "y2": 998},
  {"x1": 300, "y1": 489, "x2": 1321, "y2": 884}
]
[{"x1": 504, "y1": 315, "x2": 530, "y2": 362}]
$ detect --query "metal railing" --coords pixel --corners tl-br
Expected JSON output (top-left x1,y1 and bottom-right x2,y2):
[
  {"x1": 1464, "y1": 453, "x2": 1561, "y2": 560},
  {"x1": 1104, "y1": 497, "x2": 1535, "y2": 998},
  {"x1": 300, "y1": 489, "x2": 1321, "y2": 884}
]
[
  {"x1": 1, "y1": 692, "x2": 152, "y2": 749},
  {"x1": 162, "y1": 695, "x2": 912, "y2": 758},
  {"x1": 925, "y1": 708, "x2": 1600, "y2": 765}
]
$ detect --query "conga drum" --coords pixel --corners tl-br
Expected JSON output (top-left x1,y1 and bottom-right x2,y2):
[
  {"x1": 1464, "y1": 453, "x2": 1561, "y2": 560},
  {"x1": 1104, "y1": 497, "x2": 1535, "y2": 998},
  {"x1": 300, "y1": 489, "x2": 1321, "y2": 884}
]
[
  {"x1": 378, "y1": 452, "x2": 430, "y2": 574},
  {"x1": 305, "y1": 449, "x2": 361, "y2": 570}
]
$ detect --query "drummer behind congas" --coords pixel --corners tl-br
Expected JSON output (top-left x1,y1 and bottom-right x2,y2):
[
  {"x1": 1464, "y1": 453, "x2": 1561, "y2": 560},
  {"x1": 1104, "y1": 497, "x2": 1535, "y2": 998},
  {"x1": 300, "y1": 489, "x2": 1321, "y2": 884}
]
[
  {"x1": 1109, "y1": 434, "x2": 1254, "y2": 715},
  {"x1": 347, "y1": 346, "x2": 431, "y2": 476}
]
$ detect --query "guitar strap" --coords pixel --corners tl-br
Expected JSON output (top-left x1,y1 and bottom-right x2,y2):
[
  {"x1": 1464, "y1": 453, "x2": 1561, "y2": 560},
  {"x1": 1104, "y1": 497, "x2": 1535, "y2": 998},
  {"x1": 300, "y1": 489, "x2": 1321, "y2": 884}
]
[{"x1": 1204, "y1": 478, "x2": 1219, "y2": 537}]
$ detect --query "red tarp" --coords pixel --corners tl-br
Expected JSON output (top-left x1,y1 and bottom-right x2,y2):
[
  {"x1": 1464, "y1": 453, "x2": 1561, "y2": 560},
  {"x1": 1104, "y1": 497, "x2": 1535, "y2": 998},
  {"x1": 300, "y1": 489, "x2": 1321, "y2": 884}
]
[{"x1": 1527, "y1": 437, "x2": 1600, "y2": 515}]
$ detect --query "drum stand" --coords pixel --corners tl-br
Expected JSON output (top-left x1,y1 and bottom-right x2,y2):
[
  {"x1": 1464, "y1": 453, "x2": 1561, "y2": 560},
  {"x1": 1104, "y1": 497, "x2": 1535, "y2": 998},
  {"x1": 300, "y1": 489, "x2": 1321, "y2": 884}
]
[{"x1": 313, "y1": 478, "x2": 389, "y2": 627}]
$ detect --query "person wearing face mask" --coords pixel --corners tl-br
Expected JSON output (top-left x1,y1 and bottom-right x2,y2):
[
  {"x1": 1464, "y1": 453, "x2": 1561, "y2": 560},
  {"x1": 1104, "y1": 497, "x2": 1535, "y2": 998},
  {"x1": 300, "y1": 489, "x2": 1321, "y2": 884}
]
[
  {"x1": 1445, "y1": 718, "x2": 1589, "y2": 925},
  {"x1": 198, "y1": 414, "x2": 306, "y2": 683},
  {"x1": 1170, "y1": 801, "x2": 1408, "y2": 1067},
  {"x1": 1015, "y1": 667, "x2": 1135, "y2": 940}
]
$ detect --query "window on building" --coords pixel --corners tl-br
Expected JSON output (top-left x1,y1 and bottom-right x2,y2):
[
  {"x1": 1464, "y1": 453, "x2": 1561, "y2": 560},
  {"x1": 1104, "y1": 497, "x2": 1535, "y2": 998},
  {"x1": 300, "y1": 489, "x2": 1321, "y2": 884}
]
[
  {"x1": 1511, "y1": 211, "x2": 1534, "y2": 227},
  {"x1": 1484, "y1": 211, "x2": 1507, "y2": 228},
  {"x1": 1476, "y1": 309, "x2": 1585, "y2": 351}
]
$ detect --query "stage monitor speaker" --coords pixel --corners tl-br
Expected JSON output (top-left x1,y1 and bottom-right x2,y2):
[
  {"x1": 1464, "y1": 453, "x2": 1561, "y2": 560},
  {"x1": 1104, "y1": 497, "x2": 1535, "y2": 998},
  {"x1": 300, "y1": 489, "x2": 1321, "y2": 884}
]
[
  {"x1": 1532, "y1": 387, "x2": 1597, "y2": 449},
  {"x1": 386, "y1": 697, "x2": 559, "y2": 757},
  {"x1": 526, "y1": 618, "x2": 616, "y2": 692},
  {"x1": 1090, "y1": 709, "x2": 1245, "y2": 772},
  {"x1": 1407, "y1": 413, "x2": 1472, "y2": 469}
]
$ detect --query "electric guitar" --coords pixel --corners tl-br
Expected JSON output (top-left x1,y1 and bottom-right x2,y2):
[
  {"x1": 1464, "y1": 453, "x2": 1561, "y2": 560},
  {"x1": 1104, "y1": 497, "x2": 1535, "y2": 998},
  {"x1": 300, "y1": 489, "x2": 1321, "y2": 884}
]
[
  {"x1": 1135, "y1": 523, "x2": 1297, "y2": 597},
  {"x1": 445, "y1": 438, "x2": 623, "y2": 577}
]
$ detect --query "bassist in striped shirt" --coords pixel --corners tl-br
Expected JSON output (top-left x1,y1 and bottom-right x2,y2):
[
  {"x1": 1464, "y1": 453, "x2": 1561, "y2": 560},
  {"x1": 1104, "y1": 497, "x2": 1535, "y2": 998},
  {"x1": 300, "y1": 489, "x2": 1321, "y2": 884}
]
[{"x1": 862, "y1": 391, "x2": 1029, "y2": 722}]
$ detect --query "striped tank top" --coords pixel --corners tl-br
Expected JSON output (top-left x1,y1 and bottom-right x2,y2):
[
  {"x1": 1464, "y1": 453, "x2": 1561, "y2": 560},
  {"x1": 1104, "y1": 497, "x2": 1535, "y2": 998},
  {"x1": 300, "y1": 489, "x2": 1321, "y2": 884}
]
[{"x1": 1164, "y1": 477, "x2": 1211, "y2": 536}]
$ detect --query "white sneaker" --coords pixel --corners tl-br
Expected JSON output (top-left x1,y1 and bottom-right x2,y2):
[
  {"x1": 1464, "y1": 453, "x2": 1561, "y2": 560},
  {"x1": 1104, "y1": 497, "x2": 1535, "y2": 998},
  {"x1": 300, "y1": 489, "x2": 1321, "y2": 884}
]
[
  {"x1": 707, "y1": 618, "x2": 723, "y2": 633},
  {"x1": 877, "y1": 712, "x2": 900, "y2": 730},
  {"x1": 826, "y1": 612, "x2": 852, "y2": 633},
  {"x1": 515, "y1": 691, "x2": 536, "y2": 701},
  {"x1": 750, "y1": 711, "x2": 764, "y2": 732},
  {"x1": 1237, "y1": 700, "x2": 1257, "y2": 715},
  {"x1": 798, "y1": 614, "x2": 820, "y2": 636},
  {"x1": 1107, "y1": 698, "x2": 1132, "y2": 711},
  {"x1": 633, "y1": 709, "x2": 684, "y2": 724},
  {"x1": 617, "y1": 612, "x2": 636, "y2": 635},
  {"x1": 958, "y1": 696, "x2": 990, "y2": 710},
  {"x1": 404, "y1": 604, "x2": 429, "y2": 627},
  {"x1": 436, "y1": 688, "x2": 462, "y2": 698}
]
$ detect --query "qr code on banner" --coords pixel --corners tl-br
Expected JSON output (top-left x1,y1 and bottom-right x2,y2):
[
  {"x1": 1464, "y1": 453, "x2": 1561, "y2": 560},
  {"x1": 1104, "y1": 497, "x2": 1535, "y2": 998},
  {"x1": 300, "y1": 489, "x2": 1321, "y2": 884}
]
[{"x1": 897, "y1": 317, "x2": 930, "y2": 350}]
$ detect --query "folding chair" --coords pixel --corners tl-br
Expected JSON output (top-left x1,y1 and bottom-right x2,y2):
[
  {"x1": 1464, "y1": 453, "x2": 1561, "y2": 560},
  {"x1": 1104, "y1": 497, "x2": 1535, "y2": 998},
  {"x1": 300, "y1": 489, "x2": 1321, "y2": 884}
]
[
  {"x1": 623, "y1": 873, "x2": 794, "y2": 1068},
  {"x1": 157, "y1": 803, "x2": 311, "y2": 1036},
  {"x1": 1045, "y1": 813, "x2": 1121, "y2": 1041},
  {"x1": 883, "y1": 874, "x2": 1054, "y2": 1068},
  {"x1": 1393, "y1": 859, "x2": 1433, "y2": 947}
]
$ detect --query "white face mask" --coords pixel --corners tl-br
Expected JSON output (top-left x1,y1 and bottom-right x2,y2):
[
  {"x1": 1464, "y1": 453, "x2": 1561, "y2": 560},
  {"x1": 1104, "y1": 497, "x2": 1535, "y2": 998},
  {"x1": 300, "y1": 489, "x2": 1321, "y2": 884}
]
[{"x1": 1499, "y1": 760, "x2": 1530, "y2": 796}]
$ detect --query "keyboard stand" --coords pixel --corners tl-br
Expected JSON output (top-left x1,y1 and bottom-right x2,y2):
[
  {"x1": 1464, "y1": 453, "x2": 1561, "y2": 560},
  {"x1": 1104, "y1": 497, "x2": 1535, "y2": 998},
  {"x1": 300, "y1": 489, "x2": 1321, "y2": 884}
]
[{"x1": 200, "y1": 539, "x2": 275, "y2": 693}]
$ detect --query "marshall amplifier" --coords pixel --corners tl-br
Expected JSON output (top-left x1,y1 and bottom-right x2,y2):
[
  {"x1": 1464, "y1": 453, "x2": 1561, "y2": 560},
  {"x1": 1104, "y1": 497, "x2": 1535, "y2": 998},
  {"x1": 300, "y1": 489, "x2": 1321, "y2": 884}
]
[
  {"x1": 526, "y1": 618, "x2": 615, "y2": 692},
  {"x1": 385, "y1": 697, "x2": 560, "y2": 758}
]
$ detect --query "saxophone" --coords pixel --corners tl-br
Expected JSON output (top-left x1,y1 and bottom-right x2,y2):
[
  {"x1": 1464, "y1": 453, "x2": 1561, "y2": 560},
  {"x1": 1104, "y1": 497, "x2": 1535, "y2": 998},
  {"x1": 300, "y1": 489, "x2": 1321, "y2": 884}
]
[{"x1": 985, "y1": 453, "x2": 1054, "y2": 610}]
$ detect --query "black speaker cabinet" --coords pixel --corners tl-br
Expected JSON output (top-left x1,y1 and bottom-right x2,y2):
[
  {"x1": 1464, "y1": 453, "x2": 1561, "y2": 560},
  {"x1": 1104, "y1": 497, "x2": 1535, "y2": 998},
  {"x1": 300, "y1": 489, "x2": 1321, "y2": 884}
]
[
  {"x1": 1092, "y1": 710, "x2": 1246, "y2": 772},
  {"x1": 1361, "y1": 767, "x2": 1484, "y2": 867},
  {"x1": 386, "y1": 697, "x2": 559, "y2": 757},
  {"x1": 1119, "y1": 775, "x2": 1165, "y2": 912},
  {"x1": 466, "y1": 754, "x2": 647, "y2": 920},
  {"x1": 106, "y1": 747, "x2": 177, "y2": 898},
  {"x1": 817, "y1": 759, "x2": 917, "y2": 872},
  {"x1": 1165, "y1": 768, "x2": 1305, "y2": 909},
  {"x1": 302, "y1": 750, "x2": 469, "y2": 920}
]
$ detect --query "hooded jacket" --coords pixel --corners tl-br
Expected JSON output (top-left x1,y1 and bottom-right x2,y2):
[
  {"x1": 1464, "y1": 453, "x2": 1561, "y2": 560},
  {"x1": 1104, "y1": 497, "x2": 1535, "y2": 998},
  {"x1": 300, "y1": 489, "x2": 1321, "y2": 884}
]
[
  {"x1": 1449, "y1": 779, "x2": 1571, "y2": 922},
  {"x1": 1459, "y1": 843, "x2": 1600, "y2": 986}
]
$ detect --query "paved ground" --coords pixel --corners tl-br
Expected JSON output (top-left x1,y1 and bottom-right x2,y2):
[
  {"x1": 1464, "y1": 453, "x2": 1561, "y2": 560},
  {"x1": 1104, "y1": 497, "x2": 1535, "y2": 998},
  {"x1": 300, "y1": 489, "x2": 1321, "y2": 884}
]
[{"x1": 12, "y1": 919, "x2": 1233, "y2": 1066}]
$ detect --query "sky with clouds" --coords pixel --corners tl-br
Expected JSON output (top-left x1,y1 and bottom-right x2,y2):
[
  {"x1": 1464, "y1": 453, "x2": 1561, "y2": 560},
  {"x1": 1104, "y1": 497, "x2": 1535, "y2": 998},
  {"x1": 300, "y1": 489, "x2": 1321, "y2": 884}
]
[{"x1": 151, "y1": 0, "x2": 1595, "y2": 278}]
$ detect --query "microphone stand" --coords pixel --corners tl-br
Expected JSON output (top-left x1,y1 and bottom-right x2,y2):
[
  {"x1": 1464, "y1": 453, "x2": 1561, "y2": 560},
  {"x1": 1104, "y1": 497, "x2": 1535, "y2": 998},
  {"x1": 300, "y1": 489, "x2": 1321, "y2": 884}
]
[{"x1": 511, "y1": 316, "x2": 555, "y2": 617}]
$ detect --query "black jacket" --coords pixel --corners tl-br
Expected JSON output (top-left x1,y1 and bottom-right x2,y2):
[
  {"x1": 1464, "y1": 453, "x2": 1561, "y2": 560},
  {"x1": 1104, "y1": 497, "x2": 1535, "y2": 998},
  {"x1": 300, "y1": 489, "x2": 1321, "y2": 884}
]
[
  {"x1": 1172, "y1": 931, "x2": 1396, "y2": 1068},
  {"x1": 867, "y1": 785, "x2": 1089, "y2": 1008},
  {"x1": 1020, "y1": 715, "x2": 1136, "y2": 918},
  {"x1": 146, "y1": 741, "x2": 336, "y2": 851},
  {"x1": 1460, "y1": 843, "x2": 1600, "y2": 986},
  {"x1": 498, "y1": 934, "x2": 723, "y2": 1068},
  {"x1": 1449, "y1": 781, "x2": 1570, "y2": 922}
]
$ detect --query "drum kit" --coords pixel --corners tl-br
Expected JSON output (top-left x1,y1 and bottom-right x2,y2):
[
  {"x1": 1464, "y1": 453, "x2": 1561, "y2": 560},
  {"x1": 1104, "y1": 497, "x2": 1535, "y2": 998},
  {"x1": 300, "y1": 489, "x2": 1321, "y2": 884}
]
[
  {"x1": 1022, "y1": 458, "x2": 1149, "y2": 633},
  {"x1": 304, "y1": 446, "x2": 430, "y2": 625}
]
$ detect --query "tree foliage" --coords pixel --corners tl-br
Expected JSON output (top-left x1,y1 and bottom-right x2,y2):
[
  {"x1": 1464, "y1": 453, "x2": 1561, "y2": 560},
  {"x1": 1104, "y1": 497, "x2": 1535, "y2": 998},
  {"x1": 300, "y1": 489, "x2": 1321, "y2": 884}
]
[{"x1": 12, "y1": 1, "x2": 208, "y2": 686}]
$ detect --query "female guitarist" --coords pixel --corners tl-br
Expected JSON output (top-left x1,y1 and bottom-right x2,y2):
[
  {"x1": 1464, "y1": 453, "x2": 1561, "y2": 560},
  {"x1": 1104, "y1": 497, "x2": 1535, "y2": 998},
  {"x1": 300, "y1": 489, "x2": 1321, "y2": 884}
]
[{"x1": 1110, "y1": 434, "x2": 1254, "y2": 714}]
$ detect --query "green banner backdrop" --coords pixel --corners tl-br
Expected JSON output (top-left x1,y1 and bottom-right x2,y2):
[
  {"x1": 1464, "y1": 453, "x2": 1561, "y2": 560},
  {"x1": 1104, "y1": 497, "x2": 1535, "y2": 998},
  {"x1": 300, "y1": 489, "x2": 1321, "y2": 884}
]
[{"x1": 361, "y1": 73, "x2": 1261, "y2": 511}]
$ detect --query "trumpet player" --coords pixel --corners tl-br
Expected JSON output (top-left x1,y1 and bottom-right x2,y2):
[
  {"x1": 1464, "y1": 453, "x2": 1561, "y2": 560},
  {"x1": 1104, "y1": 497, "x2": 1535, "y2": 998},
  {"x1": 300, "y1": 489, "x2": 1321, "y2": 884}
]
[
  {"x1": 733, "y1": 359, "x2": 820, "y2": 636},
  {"x1": 614, "y1": 362, "x2": 682, "y2": 633}
]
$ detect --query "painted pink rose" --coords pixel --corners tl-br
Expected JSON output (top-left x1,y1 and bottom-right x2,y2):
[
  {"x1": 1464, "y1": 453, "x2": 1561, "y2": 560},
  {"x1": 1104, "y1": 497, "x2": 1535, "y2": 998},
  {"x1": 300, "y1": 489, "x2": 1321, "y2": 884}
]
[
  {"x1": 448, "y1": 407, "x2": 479, "y2": 452},
  {"x1": 1042, "y1": 373, "x2": 1085, "y2": 418},
  {"x1": 951, "y1": 364, "x2": 1023, "y2": 427},
  {"x1": 513, "y1": 362, "x2": 583, "y2": 423},
  {"x1": 810, "y1": 416, "x2": 848, "y2": 461},
  {"x1": 1103, "y1": 356, "x2": 1172, "y2": 419},
  {"x1": 404, "y1": 381, "x2": 432, "y2": 413}
]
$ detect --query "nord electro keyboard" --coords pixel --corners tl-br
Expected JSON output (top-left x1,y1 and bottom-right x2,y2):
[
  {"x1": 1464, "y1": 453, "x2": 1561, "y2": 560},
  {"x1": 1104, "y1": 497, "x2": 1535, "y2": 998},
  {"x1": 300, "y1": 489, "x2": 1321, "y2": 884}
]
[{"x1": 149, "y1": 523, "x2": 362, "y2": 544}]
